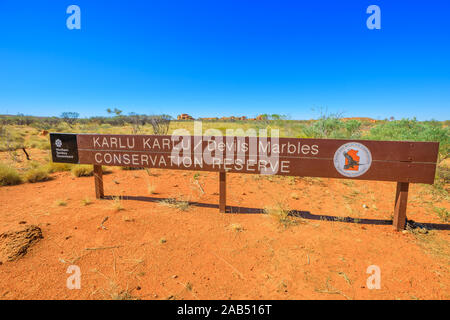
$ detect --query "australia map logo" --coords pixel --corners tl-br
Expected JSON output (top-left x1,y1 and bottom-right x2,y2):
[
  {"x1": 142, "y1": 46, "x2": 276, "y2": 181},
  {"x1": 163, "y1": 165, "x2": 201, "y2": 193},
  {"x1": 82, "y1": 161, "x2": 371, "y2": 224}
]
[{"x1": 334, "y1": 142, "x2": 372, "y2": 178}]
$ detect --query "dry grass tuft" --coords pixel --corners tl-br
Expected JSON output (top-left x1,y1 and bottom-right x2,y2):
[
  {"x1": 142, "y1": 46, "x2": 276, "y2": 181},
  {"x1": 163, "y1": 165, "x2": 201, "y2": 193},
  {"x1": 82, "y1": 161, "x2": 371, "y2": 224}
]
[
  {"x1": 111, "y1": 196, "x2": 124, "y2": 211},
  {"x1": 158, "y1": 198, "x2": 190, "y2": 211},
  {"x1": 81, "y1": 197, "x2": 92, "y2": 206},
  {"x1": 290, "y1": 192, "x2": 299, "y2": 200},
  {"x1": 229, "y1": 223, "x2": 244, "y2": 233},
  {"x1": 55, "y1": 199, "x2": 67, "y2": 206},
  {"x1": 264, "y1": 201, "x2": 298, "y2": 228},
  {"x1": 94, "y1": 279, "x2": 140, "y2": 300},
  {"x1": 147, "y1": 183, "x2": 157, "y2": 194}
]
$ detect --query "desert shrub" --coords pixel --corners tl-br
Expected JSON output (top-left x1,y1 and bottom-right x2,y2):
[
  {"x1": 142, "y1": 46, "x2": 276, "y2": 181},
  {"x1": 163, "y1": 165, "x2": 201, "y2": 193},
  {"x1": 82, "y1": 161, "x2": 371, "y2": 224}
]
[
  {"x1": 54, "y1": 122, "x2": 71, "y2": 133},
  {"x1": 26, "y1": 136, "x2": 50, "y2": 150},
  {"x1": 369, "y1": 118, "x2": 449, "y2": 188},
  {"x1": 71, "y1": 165, "x2": 94, "y2": 177},
  {"x1": 301, "y1": 114, "x2": 361, "y2": 139},
  {"x1": 368, "y1": 118, "x2": 449, "y2": 158},
  {"x1": 23, "y1": 167, "x2": 50, "y2": 183},
  {"x1": 0, "y1": 163, "x2": 22, "y2": 186},
  {"x1": 0, "y1": 126, "x2": 25, "y2": 152}
]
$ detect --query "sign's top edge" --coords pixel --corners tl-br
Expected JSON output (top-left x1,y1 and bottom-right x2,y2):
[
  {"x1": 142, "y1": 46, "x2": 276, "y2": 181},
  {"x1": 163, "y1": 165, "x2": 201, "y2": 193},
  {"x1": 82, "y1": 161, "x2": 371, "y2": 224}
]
[{"x1": 48, "y1": 133, "x2": 440, "y2": 145}]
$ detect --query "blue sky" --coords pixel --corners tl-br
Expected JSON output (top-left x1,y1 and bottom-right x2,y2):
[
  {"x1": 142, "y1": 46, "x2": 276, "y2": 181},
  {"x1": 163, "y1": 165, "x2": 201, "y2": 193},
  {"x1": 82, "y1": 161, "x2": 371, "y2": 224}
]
[{"x1": 0, "y1": 0, "x2": 449, "y2": 120}]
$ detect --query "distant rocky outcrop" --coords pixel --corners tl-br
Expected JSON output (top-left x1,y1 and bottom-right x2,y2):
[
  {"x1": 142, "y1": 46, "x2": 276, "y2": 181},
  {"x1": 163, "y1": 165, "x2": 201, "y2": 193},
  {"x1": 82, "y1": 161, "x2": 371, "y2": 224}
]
[{"x1": 177, "y1": 114, "x2": 194, "y2": 120}]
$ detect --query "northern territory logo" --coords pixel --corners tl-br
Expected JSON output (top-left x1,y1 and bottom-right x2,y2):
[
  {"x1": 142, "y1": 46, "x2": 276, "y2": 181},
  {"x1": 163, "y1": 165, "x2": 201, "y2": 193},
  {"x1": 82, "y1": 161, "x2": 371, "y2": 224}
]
[
  {"x1": 333, "y1": 142, "x2": 372, "y2": 178},
  {"x1": 55, "y1": 139, "x2": 63, "y2": 148}
]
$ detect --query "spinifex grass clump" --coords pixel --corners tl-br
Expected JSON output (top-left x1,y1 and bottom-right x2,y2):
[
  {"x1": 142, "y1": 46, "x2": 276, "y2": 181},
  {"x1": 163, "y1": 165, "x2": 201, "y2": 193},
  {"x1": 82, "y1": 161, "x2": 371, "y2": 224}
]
[
  {"x1": 0, "y1": 163, "x2": 22, "y2": 186},
  {"x1": 23, "y1": 167, "x2": 50, "y2": 183},
  {"x1": 71, "y1": 165, "x2": 94, "y2": 177},
  {"x1": 46, "y1": 161, "x2": 73, "y2": 173}
]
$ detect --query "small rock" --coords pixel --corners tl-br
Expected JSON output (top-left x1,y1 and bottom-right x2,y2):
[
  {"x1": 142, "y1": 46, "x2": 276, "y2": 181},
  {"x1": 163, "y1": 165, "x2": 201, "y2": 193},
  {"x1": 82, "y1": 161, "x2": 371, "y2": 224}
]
[
  {"x1": 136, "y1": 286, "x2": 141, "y2": 291},
  {"x1": 362, "y1": 204, "x2": 369, "y2": 209},
  {"x1": 402, "y1": 230, "x2": 409, "y2": 234},
  {"x1": 18, "y1": 221, "x2": 27, "y2": 225},
  {"x1": 172, "y1": 275, "x2": 178, "y2": 279}
]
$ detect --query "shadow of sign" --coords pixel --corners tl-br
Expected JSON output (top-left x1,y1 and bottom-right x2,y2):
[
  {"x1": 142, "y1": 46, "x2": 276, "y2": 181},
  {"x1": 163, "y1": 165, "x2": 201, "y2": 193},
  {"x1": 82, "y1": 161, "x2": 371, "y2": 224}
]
[{"x1": 104, "y1": 195, "x2": 450, "y2": 231}]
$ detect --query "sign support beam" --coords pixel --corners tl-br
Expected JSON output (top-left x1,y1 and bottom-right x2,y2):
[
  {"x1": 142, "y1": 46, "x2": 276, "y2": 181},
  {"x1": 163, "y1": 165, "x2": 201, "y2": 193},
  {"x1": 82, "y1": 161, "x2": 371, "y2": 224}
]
[
  {"x1": 219, "y1": 171, "x2": 226, "y2": 213},
  {"x1": 393, "y1": 182, "x2": 409, "y2": 230},
  {"x1": 94, "y1": 165, "x2": 104, "y2": 199}
]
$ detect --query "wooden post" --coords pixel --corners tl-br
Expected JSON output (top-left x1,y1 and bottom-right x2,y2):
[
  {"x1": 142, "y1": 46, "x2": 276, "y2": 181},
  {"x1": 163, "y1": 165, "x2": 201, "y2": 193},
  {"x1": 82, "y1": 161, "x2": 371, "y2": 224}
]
[
  {"x1": 219, "y1": 171, "x2": 226, "y2": 213},
  {"x1": 94, "y1": 165, "x2": 104, "y2": 199},
  {"x1": 393, "y1": 182, "x2": 409, "y2": 230}
]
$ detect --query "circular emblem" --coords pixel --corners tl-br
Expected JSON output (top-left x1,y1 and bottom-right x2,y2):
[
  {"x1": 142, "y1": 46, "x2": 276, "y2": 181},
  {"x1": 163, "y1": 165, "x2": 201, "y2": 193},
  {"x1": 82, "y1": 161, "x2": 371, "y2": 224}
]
[
  {"x1": 333, "y1": 142, "x2": 372, "y2": 178},
  {"x1": 55, "y1": 139, "x2": 63, "y2": 148}
]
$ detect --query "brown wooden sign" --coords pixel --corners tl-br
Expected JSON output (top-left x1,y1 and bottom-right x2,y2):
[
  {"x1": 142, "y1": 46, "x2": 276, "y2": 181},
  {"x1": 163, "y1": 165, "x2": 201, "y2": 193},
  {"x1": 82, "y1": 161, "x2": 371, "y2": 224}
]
[{"x1": 50, "y1": 133, "x2": 439, "y2": 230}]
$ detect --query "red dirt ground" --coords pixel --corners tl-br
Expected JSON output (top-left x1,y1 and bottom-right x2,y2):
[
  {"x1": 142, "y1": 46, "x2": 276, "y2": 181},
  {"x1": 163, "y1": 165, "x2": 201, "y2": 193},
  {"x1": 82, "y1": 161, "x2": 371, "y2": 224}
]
[{"x1": 0, "y1": 167, "x2": 449, "y2": 300}]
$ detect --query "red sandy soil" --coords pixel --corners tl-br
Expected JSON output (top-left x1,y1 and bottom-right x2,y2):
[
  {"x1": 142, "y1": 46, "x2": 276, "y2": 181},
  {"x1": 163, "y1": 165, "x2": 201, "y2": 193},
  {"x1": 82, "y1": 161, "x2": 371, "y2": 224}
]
[{"x1": 0, "y1": 167, "x2": 449, "y2": 300}]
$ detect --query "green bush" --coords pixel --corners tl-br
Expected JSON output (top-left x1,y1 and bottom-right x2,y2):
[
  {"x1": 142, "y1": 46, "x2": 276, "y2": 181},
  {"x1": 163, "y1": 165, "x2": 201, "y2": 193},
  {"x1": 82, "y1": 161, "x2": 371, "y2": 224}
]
[
  {"x1": 368, "y1": 118, "x2": 449, "y2": 158},
  {"x1": 23, "y1": 167, "x2": 50, "y2": 183},
  {"x1": 0, "y1": 163, "x2": 22, "y2": 186}
]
